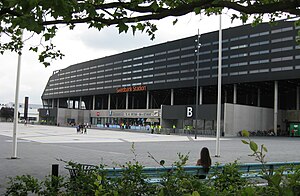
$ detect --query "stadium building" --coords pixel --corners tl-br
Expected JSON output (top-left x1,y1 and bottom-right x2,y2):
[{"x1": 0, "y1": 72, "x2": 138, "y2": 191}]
[{"x1": 39, "y1": 20, "x2": 300, "y2": 136}]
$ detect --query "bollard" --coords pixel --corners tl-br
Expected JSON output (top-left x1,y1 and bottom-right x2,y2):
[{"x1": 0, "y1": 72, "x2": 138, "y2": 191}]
[
  {"x1": 51, "y1": 164, "x2": 59, "y2": 189},
  {"x1": 52, "y1": 164, "x2": 59, "y2": 177}
]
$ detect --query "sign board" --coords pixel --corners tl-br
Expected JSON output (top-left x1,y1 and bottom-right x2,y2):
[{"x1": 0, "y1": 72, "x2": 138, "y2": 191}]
[{"x1": 116, "y1": 85, "x2": 146, "y2": 93}]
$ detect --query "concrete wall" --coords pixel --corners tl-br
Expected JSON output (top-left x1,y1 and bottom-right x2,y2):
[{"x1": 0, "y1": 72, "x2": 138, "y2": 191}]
[
  {"x1": 224, "y1": 103, "x2": 285, "y2": 136},
  {"x1": 57, "y1": 108, "x2": 90, "y2": 125}
]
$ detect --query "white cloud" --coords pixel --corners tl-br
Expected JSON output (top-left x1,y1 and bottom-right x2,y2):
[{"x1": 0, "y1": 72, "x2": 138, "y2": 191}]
[{"x1": 0, "y1": 12, "x2": 242, "y2": 105}]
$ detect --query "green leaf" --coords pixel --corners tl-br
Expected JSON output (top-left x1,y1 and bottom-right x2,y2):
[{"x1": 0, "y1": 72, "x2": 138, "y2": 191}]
[
  {"x1": 150, "y1": 1, "x2": 159, "y2": 12},
  {"x1": 270, "y1": 174, "x2": 282, "y2": 187},
  {"x1": 117, "y1": 22, "x2": 129, "y2": 33},
  {"x1": 241, "y1": 130, "x2": 249, "y2": 137},
  {"x1": 192, "y1": 191, "x2": 200, "y2": 196},
  {"x1": 194, "y1": 7, "x2": 201, "y2": 15},
  {"x1": 250, "y1": 141, "x2": 258, "y2": 152},
  {"x1": 262, "y1": 145, "x2": 268, "y2": 152},
  {"x1": 241, "y1": 139, "x2": 249, "y2": 144}
]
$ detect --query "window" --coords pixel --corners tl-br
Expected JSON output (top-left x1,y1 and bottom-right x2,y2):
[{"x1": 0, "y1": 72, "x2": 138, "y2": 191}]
[
  {"x1": 168, "y1": 49, "x2": 180, "y2": 53},
  {"x1": 271, "y1": 27, "x2": 293, "y2": 34},
  {"x1": 155, "y1": 65, "x2": 166, "y2": 70},
  {"x1": 123, "y1": 58, "x2": 132, "y2": 62},
  {"x1": 144, "y1": 54, "x2": 154, "y2": 58},
  {"x1": 181, "y1": 46, "x2": 195, "y2": 51},
  {"x1": 122, "y1": 77, "x2": 131, "y2": 81},
  {"x1": 181, "y1": 61, "x2": 194, "y2": 66},
  {"x1": 154, "y1": 80, "x2": 165, "y2": 84},
  {"x1": 181, "y1": 53, "x2": 194, "y2": 58},
  {"x1": 143, "y1": 67, "x2": 154, "y2": 71},
  {"x1": 167, "y1": 71, "x2": 179, "y2": 75},
  {"x1": 271, "y1": 56, "x2": 293, "y2": 62},
  {"x1": 181, "y1": 77, "x2": 194, "y2": 81},
  {"x1": 155, "y1": 51, "x2": 166, "y2": 56},
  {"x1": 133, "y1": 69, "x2": 142, "y2": 73},
  {"x1": 143, "y1": 74, "x2": 153, "y2": 78},
  {"x1": 123, "y1": 65, "x2": 132, "y2": 69},
  {"x1": 250, "y1": 31, "x2": 269, "y2": 38},
  {"x1": 155, "y1": 58, "x2": 166, "y2": 63},
  {"x1": 144, "y1": 61, "x2": 154, "y2": 65},
  {"x1": 123, "y1": 71, "x2": 131, "y2": 75},
  {"x1": 167, "y1": 63, "x2": 179, "y2": 68},
  {"x1": 231, "y1": 35, "x2": 248, "y2": 41},
  {"x1": 133, "y1": 63, "x2": 142, "y2": 67},
  {"x1": 154, "y1": 73, "x2": 166, "y2": 76},
  {"x1": 250, "y1": 40, "x2": 269, "y2": 47},
  {"x1": 167, "y1": 56, "x2": 180, "y2": 60},
  {"x1": 230, "y1": 44, "x2": 247, "y2": 50},
  {"x1": 113, "y1": 73, "x2": 121, "y2": 76},
  {"x1": 181, "y1": 69, "x2": 194, "y2": 73},
  {"x1": 199, "y1": 51, "x2": 210, "y2": 55},
  {"x1": 167, "y1": 78, "x2": 179, "y2": 82},
  {"x1": 250, "y1": 50, "x2": 269, "y2": 56},
  {"x1": 271, "y1": 36, "x2": 293, "y2": 43},
  {"x1": 133, "y1": 56, "x2": 142, "y2": 60},
  {"x1": 271, "y1": 47, "x2": 293, "y2": 53}
]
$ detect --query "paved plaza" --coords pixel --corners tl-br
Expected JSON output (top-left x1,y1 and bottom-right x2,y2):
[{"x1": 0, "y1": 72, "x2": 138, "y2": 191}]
[{"x1": 0, "y1": 122, "x2": 299, "y2": 193}]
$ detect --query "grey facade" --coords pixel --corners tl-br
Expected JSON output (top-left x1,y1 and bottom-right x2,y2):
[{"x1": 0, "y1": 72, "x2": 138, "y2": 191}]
[{"x1": 40, "y1": 20, "x2": 300, "y2": 136}]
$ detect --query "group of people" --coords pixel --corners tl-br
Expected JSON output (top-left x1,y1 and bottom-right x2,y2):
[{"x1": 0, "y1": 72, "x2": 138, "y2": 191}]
[{"x1": 76, "y1": 123, "x2": 88, "y2": 134}]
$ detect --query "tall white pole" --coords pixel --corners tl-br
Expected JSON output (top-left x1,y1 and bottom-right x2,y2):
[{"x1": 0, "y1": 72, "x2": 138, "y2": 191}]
[
  {"x1": 12, "y1": 31, "x2": 23, "y2": 159},
  {"x1": 216, "y1": 13, "x2": 222, "y2": 157},
  {"x1": 195, "y1": 29, "x2": 200, "y2": 139},
  {"x1": 274, "y1": 81, "x2": 278, "y2": 136}
]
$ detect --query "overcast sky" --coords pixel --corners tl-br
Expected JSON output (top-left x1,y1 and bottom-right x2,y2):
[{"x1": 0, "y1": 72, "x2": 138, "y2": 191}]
[{"x1": 0, "y1": 12, "x2": 243, "y2": 105}]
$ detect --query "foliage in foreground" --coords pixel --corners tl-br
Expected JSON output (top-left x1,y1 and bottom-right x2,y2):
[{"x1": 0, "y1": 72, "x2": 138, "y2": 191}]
[
  {"x1": 1, "y1": 1, "x2": 300, "y2": 66},
  {"x1": 4, "y1": 137, "x2": 300, "y2": 195}
]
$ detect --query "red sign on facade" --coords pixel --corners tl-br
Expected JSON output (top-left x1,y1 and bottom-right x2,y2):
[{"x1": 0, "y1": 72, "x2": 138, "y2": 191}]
[
  {"x1": 96, "y1": 112, "x2": 100, "y2": 116},
  {"x1": 116, "y1": 85, "x2": 147, "y2": 93}
]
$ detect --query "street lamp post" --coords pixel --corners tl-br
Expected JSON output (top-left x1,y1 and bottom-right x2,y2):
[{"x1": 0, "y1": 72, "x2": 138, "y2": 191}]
[
  {"x1": 12, "y1": 37, "x2": 23, "y2": 159},
  {"x1": 195, "y1": 30, "x2": 200, "y2": 139},
  {"x1": 12, "y1": 30, "x2": 24, "y2": 159},
  {"x1": 215, "y1": 14, "x2": 222, "y2": 157}
]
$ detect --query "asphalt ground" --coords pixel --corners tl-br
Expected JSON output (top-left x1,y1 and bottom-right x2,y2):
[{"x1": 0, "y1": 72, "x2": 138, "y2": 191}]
[{"x1": 0, "y1": 122, "x2": 299, "y2": 193}]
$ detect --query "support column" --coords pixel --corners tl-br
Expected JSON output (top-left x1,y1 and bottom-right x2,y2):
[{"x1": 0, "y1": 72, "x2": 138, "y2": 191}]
[
  {"x1": 79, "y1": 97, "x2": 82, "y2": 109},
  {"x1": 108, "y1": 94, "x2": 111, "y2": 110},
  {"x1": 297, "y1": 87, "x2": 299, "y2": 110},
  {"x1": 132, "y1": 96, "x2": 134, "y2": 109},
  {"x1": 57, "y1": 98, "x2": 60, "y2": 108},
  {"x1": 52, "y1": 99, "x2": 55, "y2": 109},
  {"x1": 146, "y1": 91, "x2": 149, "y2": 109},
  {"x1": 116, "y1": 97, "x2": 118, "y2": 109},
  {"x1": 171, "y1": 89, "x2": 174, "y2": 106},
  {"x1": 257, "y1": 88, "x2": 261, "y2": 107},
  {"x1": 92, "y1": 95, "x2": 95, "y2": 110},
  {"x1": 199, "y1": 87, "x2": 203, "y2": 105},
  {"x1": 72, "y1": 100, "x2": 75, "y2": 109},
  {"x1": 126, "y1": 92, "x2": 129, "y2": 109},
  {"x1": 274, "y1": 81, "x2": 278, "y2": 136},
  {"x1": 67, "y1": 98, "x2": 70, "y2": 109},
  {"x1": 233, "y1": 84, "x2": 237, "y2": 104}
]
